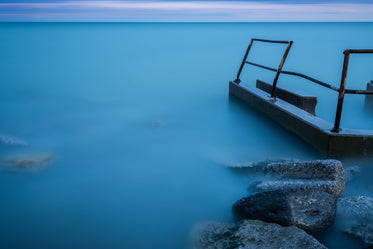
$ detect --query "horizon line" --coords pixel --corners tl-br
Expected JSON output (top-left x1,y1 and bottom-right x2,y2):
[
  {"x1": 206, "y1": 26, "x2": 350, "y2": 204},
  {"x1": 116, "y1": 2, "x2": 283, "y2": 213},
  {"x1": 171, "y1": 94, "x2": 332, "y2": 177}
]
[{"x1": 1, "y1": 21, "x2": 373, "y2": 23}]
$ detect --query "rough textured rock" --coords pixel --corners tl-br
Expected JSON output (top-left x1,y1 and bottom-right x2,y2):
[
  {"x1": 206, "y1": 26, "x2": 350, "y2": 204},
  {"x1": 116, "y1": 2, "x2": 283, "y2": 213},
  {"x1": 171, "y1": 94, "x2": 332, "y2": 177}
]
[
  {"x1": 256, "y1": 179, "x2": 342, "y2": 197},
  {"x1": 227, "y1": 159, "x2": 291, "y2": 172},
  {"x1": 233, "y1": 188, "x2": 337, "y2": 234},
  {"x1": 228, "y1": 159, "x2": 345, "y2": 197},
  {"x1": 257, "y1": 160, "x2": 345, "y2": 197},
  {"x1": 338, "y1": 196, "x2": 373, "y2": 246},
  {"x1": 190, "y1": 219, "x2": 327, "y2": 249}
]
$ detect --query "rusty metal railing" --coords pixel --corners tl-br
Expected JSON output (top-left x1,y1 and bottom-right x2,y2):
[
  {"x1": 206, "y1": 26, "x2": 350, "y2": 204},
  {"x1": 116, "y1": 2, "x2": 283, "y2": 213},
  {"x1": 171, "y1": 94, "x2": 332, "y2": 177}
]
[
  {"x1": 234, "y1": 38, "x2": 373, "y2": 133},
  {"x1": 331, "y1": 49, "x2": 373, "y2": 132},
  {"x1": 234, "y1": 38, "x2": 293, "y2": 98}
]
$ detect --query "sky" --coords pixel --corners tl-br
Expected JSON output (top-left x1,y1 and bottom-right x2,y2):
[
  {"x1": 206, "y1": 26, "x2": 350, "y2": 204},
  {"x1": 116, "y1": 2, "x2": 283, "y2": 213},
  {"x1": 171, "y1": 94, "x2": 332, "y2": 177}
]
[{"x1": 1, "y1": 0, "x2": 373, "y2": 22}]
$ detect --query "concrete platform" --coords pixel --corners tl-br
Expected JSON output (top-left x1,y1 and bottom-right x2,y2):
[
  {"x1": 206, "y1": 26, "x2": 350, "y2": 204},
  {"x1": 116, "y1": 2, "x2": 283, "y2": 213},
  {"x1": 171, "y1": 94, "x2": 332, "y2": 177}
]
[
  {"x1": 229, "y1": 80, "x2": 373, "y2": 157},
  {"x1": 256, "y1": 80, "x2": 317, "y2": 115}
]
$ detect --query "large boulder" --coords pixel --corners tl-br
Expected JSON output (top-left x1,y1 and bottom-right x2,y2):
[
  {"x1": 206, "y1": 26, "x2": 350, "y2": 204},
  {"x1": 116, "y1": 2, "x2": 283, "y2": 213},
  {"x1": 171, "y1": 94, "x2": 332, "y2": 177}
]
[
  {"x1": 233, "y1": 188, "x2": 337, "y2": 234},
  {"x1": 190, "y1": 219, "x2": 327, "y2": 249},
  {"x1": 257, "y1": 160, "x2": 345, "y2": 197},
  {"x1": 338, "y1": 196, "x2": 373, "y2": 246}
]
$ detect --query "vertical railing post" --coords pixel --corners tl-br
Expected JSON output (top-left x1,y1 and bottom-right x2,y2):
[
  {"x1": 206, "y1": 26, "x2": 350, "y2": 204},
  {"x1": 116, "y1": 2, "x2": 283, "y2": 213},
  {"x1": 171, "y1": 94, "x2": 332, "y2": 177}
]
[
  {"x1": 234, "y1": 39, "x2": 254, "y2": 84},
  {"x1": 271, "y1": 41, "x2": 293, "y2": 98},
  {"x1": 332, "y1": 50, "x2": 351, "y2": 133}
]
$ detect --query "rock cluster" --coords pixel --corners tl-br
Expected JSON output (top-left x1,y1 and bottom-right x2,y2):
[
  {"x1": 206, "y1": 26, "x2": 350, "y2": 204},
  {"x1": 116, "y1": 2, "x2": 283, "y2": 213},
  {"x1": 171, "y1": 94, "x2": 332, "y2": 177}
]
[
  {"x1": 233, "y1": 160, "x2": 345, "y2": 234},
  {"x1": 0, "y1": 133, "x2": 53, "y2": 172},
  {"x1": 192, "y1": 159, "x2": 347, "y2": 249}
]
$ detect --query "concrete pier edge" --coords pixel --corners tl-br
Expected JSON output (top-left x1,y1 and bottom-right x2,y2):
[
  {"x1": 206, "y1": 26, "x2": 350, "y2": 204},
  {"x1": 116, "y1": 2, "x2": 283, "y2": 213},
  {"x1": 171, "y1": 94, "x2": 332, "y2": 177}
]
[{"x1": 229, "y1": 80, "x2": 373, "y2": 157}]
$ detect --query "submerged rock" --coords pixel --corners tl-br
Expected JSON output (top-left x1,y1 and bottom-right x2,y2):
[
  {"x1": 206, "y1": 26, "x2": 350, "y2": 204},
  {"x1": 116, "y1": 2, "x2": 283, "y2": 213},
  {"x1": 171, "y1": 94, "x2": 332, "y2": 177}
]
[
  {"x1": 344, "y1": 165, "x2": 360, "y2": 183},
  {"x1": 141, "y1": 119, "x2": 171, "y2": 128},
  {"x1": 338, "y1": 196, "x2": 373, "y2": 246},
  {"x1": 233, "y1": 188, "x2": 337, "y2": 234},
  {"x1": 148, "y1": 120, "x2": 168, "y2": 128},
  {"x1": 0, "y1": 134, "x2": 28, "y2": 146},
  {"x1": 190, "y1": 219, "x2": 327, "y2": 249},
  {"x1": 338, "y1": 196, "x2": 373, "y2": 219},
  {"x1": 0, "y1": 153, "x2": 53, "y2": 172},
  {"x1": 257, "y1": 160, "x2": 345, "y2": 197},
  {"x1": 345, "y1": 224, "x2": 373, "y2": 246},
  {"x1": 226, "y1": 159, "x2": 293, "y2": 175}
]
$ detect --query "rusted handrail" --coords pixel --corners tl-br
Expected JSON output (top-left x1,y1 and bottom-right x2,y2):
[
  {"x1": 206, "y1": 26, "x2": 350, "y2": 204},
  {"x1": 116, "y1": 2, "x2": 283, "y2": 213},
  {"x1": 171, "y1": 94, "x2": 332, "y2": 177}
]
[
  {"x1": 345, "y1": 89, "x2": 373, "y2": 94},
  {"x1": 331, "y1": 49, "x2": 373, "y2": 132},
  {"x1": 245, "y1": 61, "x2": 340, "y2": 92},
  {"x1": 251, "y1": 38, "x2": 291, "y2": 44},
  {"x1": 235, "y1": 39, "x2": 373, "y2": 133},
  {"x1": 345, "y1": 49, "x2": 373, "y2": 54},
  {"x1": 235, "y1": 38, "x2": 293, "y2": 99}
]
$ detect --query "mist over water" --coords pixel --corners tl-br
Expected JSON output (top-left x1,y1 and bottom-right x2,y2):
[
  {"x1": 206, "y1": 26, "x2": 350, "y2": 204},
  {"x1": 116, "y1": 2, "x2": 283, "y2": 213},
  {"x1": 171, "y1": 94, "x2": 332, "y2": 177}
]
[{"x1": 0, "y1": 23, "x2": 372, "y2": 249}]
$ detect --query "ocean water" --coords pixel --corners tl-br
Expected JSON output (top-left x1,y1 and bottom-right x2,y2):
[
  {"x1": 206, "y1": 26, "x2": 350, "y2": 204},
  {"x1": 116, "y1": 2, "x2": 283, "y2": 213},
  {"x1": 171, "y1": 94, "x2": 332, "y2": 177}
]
[{"x1": 0, "y1": 22, "x2": 372, "y2": 249}]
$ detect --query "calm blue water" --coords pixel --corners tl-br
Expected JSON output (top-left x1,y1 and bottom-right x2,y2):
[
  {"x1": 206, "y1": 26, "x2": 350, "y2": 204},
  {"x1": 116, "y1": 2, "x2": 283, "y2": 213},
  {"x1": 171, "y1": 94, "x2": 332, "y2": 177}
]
[{"x1": 0, "y1": 23, "x2": 372, "y2": 249}]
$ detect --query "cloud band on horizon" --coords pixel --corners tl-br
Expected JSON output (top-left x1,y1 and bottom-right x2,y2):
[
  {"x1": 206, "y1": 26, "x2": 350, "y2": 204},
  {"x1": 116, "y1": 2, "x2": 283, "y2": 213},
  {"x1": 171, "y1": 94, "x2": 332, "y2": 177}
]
[{"x1": 1, "y1": 1, "x2": 373, "y2": 22}]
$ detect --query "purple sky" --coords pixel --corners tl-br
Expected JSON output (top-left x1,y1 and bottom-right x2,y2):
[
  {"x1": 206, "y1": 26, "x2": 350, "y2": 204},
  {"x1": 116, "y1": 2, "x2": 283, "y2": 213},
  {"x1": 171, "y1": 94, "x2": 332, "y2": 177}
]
[{"x1": 1, "y1": 1, "x2": 373, "y2": 22}]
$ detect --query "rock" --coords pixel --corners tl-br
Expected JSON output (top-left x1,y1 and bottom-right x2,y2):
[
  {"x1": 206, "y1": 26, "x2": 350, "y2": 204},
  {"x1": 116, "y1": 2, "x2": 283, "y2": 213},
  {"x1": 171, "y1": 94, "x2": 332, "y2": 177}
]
[
  {"x1": 345, "y1": 224, "x2": 373, "y2": 246},
  {"x1": 262, "y1": 160, "x2": 342, "y2": 178},
  {"x1": 338, "y1": 196, "x2": 373, "y2": 246},
  {"x1": 0, "y1": 153, "x2": 53, "y2": 172},
  {"x1": 226, "y1": 159, "x2": 292, "y2": 175},
  {"x1": 142, "y1": 119, "x2": 170, "y2": 128},
  {"x1": 149, "y1": 120, "x2": 168, "y2": 128},
  {"x1": 0, "y1": 134, "x2": 28, "y2": 146},
  {"x1": 190, "y1": 219, "x2": 327, "y2": 249},
  {"x1": 233, "y1": 188, "x2": 337, "y2": 234},
  {"x1": 256, "y1": 178, "x2": 344, "y2": 198},
  {"x1": 256, "y1": 160, "x2": 345, "y2": 197},
  {"x1": 368, "y1": 184, "x2": 373, "y2": 193},
  {"x1": 338, "y1": 196, "x2": 373, "y2": 219}
]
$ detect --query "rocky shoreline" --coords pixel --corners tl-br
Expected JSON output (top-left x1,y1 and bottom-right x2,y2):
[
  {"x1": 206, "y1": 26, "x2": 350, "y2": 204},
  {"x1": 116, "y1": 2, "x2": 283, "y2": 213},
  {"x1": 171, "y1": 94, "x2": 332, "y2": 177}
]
[{"x1": 191, "y1": 160, "x2": 373, "y2": 249}]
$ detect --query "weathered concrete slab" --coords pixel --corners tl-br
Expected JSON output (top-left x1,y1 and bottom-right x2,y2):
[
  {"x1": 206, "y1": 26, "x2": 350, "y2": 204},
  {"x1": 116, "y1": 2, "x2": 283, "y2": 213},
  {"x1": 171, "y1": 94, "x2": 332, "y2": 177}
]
[
  {"x1": 256, "y1": 80, "x2": 317, "y2": 115},
  {"x1": 229, "y1": 80, "x2": 373, "y2": 157}
]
